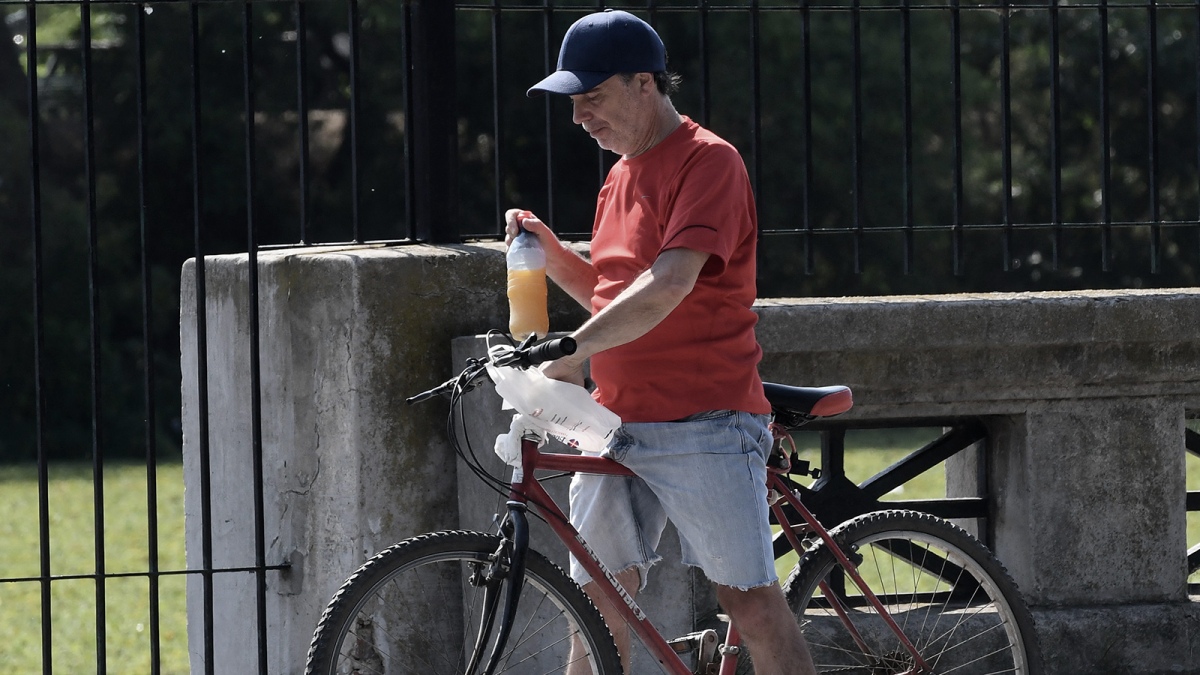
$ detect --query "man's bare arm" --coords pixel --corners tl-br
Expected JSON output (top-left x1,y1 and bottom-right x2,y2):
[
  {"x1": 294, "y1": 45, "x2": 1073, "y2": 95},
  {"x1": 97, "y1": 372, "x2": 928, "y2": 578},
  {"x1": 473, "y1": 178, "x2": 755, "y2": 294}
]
[{"x1": 542, "y1": 247, "x2": 710, "y2": 385}]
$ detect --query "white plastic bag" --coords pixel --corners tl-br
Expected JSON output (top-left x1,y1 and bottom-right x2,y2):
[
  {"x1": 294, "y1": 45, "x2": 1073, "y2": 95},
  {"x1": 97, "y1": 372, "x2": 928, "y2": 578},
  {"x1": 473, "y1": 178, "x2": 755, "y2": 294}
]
[
  {"x1": 494, "y1": 413, "x2": 547, "y2": 468},
  {"x1": 486, "y1": 360, "x2": 620, "y2": 455}
]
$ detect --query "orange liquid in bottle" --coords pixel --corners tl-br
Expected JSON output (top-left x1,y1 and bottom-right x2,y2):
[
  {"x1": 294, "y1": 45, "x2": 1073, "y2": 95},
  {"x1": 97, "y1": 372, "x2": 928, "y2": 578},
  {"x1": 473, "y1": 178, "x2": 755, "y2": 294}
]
[{"x1": 507, "y1": 267, "x2": 549, "y2": 341}]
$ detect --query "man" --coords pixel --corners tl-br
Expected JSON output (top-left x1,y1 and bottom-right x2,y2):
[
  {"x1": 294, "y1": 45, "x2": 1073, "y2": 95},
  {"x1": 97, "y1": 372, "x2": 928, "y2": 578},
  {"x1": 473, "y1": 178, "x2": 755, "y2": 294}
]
[{"x1": 505, "y1": 10, "x2": 817, "y2": 675}]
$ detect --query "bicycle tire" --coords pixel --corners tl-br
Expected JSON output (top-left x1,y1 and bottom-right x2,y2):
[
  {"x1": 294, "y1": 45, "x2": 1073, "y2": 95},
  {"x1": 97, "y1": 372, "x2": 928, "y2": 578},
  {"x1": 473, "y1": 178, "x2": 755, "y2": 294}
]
[
  {"x1": 784, "y1": 510, "x2": 1043, "y2": 675},
  {"x1": 306, "y1": 530, "x2": 623, "y2": 675}
]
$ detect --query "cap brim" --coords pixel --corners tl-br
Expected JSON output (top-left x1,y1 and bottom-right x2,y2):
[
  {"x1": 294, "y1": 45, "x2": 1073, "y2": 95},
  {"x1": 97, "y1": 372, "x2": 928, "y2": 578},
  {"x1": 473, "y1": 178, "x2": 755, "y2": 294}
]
[{"x1": 526, "y1": 70, "x2": 612, "y2": 97}]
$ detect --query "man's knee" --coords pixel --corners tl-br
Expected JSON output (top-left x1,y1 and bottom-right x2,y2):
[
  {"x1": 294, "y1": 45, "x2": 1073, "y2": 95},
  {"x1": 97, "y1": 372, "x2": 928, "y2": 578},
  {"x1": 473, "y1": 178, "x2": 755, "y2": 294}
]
[{"x1": 715, "y1": 583, "x2": 790, "y2": 625}]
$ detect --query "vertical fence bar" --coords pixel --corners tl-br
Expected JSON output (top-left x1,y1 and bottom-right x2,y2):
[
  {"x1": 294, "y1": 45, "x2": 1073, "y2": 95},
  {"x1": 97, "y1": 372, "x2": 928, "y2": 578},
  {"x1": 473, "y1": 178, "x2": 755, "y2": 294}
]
[
  {"x1": 1049, "y1": 0, "x2": 1062, "y2": 271},
  {"x1": 1001, "y1": 0, "x2": 1015, "y2": 271},
  {"x1": 594, "y1": 0, "x2": 604, "y2": 190},
  {"x1": 541, "y1": 1, "x2": 555, "y2": 226},
  {"x1": 950, "y1": 0, "x2": 964, "y2": 276},
  {"x1": 1099, "y1": 0, "x2": 1113, "y2": 271},
  {"x1": 411, "y1": 0, "x2": 457, "y2": 242},
  {"x1": 901, "y1": 0, "x2": 914, "y2": 275},
  {"x1": 133, "y1": 4, "x2": 162, "y2": 672},
  {"x1": 188, "y1": 1, "x2": 217, "y2": 671},
  {"x1": 241, "y1": 2, "x2": 270, "y2": 671},
  {"x1": 851, "y1": 0, "x2": 863, "y2": 274},
  {"x1": 294, "y1": 0, "x2": 311, "y2": 244},
  {"x1": 402, "y1": 0, "x2": 417, "y2": 239},
  {"x1": 801, "y1": 0, "x2": 814, "y2": 274},
  {"x1": 1146, "y1": 0, "x2": 1160, "y2": 273},
  {"x1": 750, "y1": 0, "x2": 763, "y2": 217},
  {"x1": 24, "y1": 3, "x2": 54, "y2": 672},
  {"x1": 347, "y1": 0, "x2": 362, "y2": 242},
  {"x1": 80, "y1": 3, "x2": 110, "y2": 669},
  {"x1": 491, "y1": 0, "x2": 505, "y2": 232},
  {"x1": 596, "y1": 0, "x2": 605, "y2": 188}
]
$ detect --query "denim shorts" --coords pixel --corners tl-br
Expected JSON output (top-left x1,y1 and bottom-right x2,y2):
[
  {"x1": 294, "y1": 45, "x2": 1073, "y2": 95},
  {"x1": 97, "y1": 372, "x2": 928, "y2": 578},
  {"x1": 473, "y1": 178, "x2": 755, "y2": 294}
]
[{"x1": 567, "y1": 410, "x2": 777, "y2": 592}]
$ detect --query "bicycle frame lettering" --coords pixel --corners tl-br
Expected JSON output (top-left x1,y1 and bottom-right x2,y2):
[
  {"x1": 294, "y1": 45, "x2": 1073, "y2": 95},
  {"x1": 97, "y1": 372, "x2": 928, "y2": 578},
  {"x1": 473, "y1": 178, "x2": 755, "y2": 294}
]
[{"x1": 573, "y1": 533, "x2": 648, "y2": 622}]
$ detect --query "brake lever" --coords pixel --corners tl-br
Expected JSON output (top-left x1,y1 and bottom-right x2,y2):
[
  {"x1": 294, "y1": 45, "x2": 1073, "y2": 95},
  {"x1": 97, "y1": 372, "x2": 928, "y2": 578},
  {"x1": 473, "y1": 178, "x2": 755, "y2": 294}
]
[{"x1": 406, "y1": 360, "x2": 491, "y2": 405}]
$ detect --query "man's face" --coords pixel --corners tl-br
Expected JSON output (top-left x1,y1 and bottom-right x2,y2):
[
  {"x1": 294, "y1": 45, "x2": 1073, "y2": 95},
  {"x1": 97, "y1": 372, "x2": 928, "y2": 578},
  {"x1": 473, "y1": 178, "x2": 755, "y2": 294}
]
[{"x1": 569, "y1": 73, "x2": 657, "y2": 157}]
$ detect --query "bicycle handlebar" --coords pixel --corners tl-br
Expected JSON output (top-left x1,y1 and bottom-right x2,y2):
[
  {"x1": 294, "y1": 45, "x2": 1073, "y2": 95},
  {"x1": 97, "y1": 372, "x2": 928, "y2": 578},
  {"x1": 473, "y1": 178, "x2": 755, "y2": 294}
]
[
  {"x1": 500, "y1": 336, "x2": 577, "y2": 367},
  {"x1": 404, "y1": 336, "x2": 578, "y2": 406}
]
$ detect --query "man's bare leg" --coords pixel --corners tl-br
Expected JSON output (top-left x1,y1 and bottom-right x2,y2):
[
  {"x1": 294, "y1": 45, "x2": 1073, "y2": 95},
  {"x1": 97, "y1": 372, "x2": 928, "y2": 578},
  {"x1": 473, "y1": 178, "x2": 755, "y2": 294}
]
[
  {"x1": 716, "y1": 582, "x2": 817, "y2": 675},
  {"x1": 566, "y1": 567, "x2": 640, "y2": 674}
]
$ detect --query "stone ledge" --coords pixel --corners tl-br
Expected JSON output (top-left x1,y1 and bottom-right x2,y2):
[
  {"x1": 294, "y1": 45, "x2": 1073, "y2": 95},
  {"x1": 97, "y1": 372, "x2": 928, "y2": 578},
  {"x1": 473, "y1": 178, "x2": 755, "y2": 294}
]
[
  {"x1": 755, "y1": 289, "x2": 1200, "y2": 420},
  {"x1": 1033, "y1": 602, "x2": 1200, "y2": 674},
  {"x1": 756, "y1": 289, "x2": 1200, "y2": 350}
]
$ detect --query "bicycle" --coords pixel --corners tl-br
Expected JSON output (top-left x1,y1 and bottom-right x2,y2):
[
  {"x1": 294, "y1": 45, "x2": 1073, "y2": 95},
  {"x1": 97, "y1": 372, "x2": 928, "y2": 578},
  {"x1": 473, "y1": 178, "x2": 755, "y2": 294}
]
[{"x1": 305, "y1": 334, "x2": 1043, "y2": 674}]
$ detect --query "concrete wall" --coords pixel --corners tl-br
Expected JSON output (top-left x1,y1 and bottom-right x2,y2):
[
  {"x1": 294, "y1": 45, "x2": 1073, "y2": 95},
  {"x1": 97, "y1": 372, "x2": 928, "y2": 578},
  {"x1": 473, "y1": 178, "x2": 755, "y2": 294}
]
[{"x1": 181, "y1": 244, "x2": 1200, "y2": 674}]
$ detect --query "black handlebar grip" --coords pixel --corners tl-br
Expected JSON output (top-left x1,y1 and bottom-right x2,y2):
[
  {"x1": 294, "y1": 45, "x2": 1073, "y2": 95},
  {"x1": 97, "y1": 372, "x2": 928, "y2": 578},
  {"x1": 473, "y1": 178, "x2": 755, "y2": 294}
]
[{"x1": 525, "y1": 336, "x2": 577, "y2": 365}]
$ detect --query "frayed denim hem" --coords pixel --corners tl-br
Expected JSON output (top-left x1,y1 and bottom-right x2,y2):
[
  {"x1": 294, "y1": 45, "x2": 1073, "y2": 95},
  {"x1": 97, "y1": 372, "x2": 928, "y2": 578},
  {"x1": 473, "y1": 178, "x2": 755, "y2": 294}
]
[
  {"x1": 572, "y1": 558, "x2": 659, "y2": 593},
  {"x1": 691, "y1": 562, "x2": 779, "y2": 593}
]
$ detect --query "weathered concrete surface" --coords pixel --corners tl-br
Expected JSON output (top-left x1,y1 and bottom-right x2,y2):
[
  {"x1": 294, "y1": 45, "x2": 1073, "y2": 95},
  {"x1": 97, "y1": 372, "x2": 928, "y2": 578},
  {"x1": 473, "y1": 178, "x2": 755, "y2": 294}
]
[
  {"x1": 182, "y1": 245, "x2": 1200, "y2": 673},
  {"x1": 1035, "y1": 602, "x2": 1200, "y2": 674},
  {"x1": 180, "y1": 244, "x2": 584, "y2": 673},
  {"x1": 754, "y1": 291, "x2": 1200, "y2": 419},
  {"x1": 756, "y1": 291, "x2": 1199, "y2": 608}
]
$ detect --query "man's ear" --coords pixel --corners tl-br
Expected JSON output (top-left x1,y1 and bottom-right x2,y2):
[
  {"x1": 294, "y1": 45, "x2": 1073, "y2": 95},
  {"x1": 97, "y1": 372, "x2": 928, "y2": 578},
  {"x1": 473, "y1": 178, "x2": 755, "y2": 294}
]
[{"x1": 637, "y1": 72, "x2": 656, "y2": 93}]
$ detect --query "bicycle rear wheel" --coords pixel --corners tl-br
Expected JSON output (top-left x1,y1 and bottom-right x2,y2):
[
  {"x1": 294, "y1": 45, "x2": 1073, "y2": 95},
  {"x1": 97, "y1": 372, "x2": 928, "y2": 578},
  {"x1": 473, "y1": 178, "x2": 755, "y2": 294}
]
[
  {"x1": 306, "y1": 530, "x2": 622, "y2": 675},
  {"x1": 784, "y1": 510, "x2": 1042, "y2": 674}
]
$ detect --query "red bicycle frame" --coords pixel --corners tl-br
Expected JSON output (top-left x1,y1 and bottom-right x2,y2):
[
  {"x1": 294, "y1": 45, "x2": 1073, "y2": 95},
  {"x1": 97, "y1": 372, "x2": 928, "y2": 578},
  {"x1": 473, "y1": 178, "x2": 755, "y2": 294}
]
[{"x1": 508, "y1": 436, "x2": 931, "y2": 675}]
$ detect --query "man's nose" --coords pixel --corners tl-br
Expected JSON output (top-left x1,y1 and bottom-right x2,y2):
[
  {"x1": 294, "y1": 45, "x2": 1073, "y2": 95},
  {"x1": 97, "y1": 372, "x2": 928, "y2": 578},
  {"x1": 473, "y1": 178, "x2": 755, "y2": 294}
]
[{"x1": 571, "y1": 100, "x2": 590, "y2": 126}]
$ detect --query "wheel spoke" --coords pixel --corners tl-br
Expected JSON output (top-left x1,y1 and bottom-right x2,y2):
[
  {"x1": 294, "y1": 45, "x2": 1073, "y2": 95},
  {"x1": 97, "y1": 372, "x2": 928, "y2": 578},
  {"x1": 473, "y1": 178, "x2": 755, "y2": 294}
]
[
  {"x1": 786, "y1": 511, "x2": 1042, "y2": 675},
  {"x1": 306, "y1": 532, "x2": 621, "y2": 674}
]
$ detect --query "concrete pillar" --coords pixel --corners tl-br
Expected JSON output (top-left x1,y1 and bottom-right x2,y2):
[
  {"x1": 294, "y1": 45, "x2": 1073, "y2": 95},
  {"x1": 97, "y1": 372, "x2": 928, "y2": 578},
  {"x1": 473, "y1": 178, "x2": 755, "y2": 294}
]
[
  {"x1": 180, "y1": 244, "x2": 584, "y2": 674},
  {"x1": 990, "y1": 399, "x2": 1187, "y2": 604}
]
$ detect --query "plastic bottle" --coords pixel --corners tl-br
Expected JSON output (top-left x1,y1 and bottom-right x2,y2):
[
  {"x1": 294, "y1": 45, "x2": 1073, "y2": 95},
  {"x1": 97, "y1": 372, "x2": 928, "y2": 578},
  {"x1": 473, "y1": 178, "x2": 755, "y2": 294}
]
[{"x1": 506, "y1": 226, "x2": 549, "y2": 341}]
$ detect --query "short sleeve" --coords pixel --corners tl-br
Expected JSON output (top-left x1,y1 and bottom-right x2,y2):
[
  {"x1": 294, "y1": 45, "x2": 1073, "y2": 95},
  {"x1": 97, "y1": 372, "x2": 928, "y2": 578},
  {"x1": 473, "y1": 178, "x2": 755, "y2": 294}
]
[{"x1": 659, "y1": 142, "x2": 755, "y2": 271}]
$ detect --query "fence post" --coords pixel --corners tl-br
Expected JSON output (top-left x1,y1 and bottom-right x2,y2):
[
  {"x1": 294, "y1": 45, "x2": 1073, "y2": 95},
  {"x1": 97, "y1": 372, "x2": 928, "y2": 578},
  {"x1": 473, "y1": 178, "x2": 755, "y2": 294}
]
[{"x1": 410, "y1": 0, "x2": 458, "y2": 243}]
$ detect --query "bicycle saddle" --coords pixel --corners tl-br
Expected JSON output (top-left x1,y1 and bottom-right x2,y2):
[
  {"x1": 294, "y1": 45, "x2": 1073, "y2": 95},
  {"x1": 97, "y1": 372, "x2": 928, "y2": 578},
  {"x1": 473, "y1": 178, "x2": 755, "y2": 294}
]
[{"x1": 763, "y1": 382, "x2": 853, "y2": 421}]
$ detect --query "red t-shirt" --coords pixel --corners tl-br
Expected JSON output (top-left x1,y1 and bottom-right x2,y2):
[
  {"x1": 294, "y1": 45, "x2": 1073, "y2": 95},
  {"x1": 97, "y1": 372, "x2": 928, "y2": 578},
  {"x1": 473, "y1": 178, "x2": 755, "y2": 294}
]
[{"x1": 588, "y1": 117, "x2": 771, "y2": 422}]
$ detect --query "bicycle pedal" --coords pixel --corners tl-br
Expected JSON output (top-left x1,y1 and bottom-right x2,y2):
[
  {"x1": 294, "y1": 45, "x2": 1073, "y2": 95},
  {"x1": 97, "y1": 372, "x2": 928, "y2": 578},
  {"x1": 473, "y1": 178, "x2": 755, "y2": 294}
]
[
  {"x1": 666, "y1": 629, "x2": 719, "y2": 673},
  {"x1": 667, "y1": 629, "x2": 717, "y2": 653}
]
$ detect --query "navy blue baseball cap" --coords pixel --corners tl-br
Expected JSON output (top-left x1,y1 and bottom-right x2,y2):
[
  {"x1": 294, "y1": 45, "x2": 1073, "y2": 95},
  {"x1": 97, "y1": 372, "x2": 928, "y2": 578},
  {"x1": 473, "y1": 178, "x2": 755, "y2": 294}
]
[{"x1": 527, "y1": 10, "x2": 667, "y2": 97}]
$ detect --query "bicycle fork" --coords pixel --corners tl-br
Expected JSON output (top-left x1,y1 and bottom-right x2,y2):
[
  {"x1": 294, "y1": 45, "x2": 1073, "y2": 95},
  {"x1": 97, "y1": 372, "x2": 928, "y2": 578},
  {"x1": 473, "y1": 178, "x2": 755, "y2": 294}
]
[{"x1": 464, "y1": 502, "x2": 530, "y2": 675}]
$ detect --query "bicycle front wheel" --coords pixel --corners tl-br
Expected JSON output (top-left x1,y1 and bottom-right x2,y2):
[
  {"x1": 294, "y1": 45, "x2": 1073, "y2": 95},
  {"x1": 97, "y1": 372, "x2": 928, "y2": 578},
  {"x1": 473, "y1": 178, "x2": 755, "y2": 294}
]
[
  {"x1": 784, "y1": 510, "x2": 1042, "y2": 674},
  {"x1": 306, "y1": 530, "x2": 622, "y2": 675}
]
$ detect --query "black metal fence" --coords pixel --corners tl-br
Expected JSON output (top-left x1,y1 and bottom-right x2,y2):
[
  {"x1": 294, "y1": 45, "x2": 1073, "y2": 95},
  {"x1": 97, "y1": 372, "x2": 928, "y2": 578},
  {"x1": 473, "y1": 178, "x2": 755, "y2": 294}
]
[{"x1": 2, "y1": 0, "x2": 1199, "y2": 672}]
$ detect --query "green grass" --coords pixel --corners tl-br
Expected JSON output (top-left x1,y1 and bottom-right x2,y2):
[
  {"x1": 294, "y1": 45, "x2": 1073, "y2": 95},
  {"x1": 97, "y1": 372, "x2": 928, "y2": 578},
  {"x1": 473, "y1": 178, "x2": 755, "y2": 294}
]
[{"x1": 0, "y1": 462, "x2": 189, "y2": 674}]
